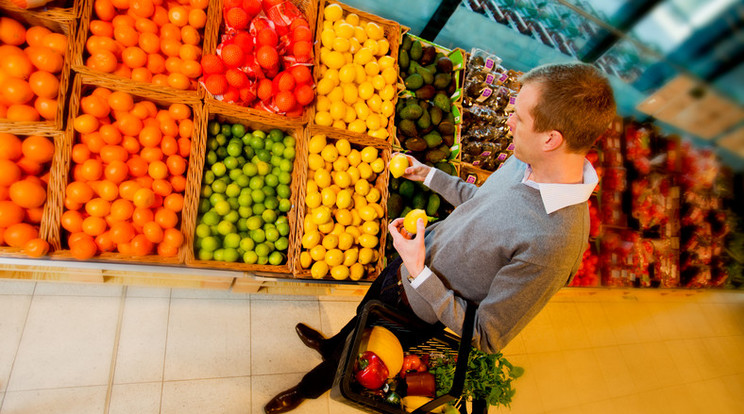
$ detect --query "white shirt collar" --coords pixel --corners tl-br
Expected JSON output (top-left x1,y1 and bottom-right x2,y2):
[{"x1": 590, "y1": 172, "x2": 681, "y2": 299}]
[{"x1": 522, "y1": 159, "x2": 598, "y2": 214}]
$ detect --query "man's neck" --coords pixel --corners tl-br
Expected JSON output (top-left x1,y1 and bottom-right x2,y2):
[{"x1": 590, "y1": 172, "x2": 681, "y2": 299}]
[{"x1": 528, "y1": 154, "x2": 586, "y2": 184}]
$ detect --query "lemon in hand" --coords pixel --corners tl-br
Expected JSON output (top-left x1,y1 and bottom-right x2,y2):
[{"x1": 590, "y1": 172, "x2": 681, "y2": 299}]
[
  {"x1": 403, "y1": 209, "x2": 428, "y2": 235},
  {"x1": 389, "y1": 154, "x2": 409, "y2": 178}
]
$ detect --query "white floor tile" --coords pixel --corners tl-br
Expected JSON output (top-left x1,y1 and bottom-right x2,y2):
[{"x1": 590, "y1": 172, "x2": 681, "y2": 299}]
[
  {"x1": 161, "y1": 377, "x2": 251, "y2": 414},
  {"x1": 164, "y1": 298, "x2": 251, "y2": 381},
  {"x1": 0, "y1": 296, "x2": 31, "y2": 393},
  {"x1": 171, "y1": 288, "x2": 249, "y2": 300},
  {"x1": 114, "y1": 297, "x2": 170, "y2": 384},
  {"x1": 526, "y1": 351, "x2": 578, "y2": 411},
  {"x1": 592, "y1": 346, "x2": 636, "y2": 398},
  {"x1": 500, "y1": 354, "x2": 544, "y2": 414},
  {"x1": 575, "y1": 302, "x2": 617, "y2": 347},
  {"x1": 125, "y1": 286, "x2": 171, "y2": 298},
  {"x1": 318, "y1": 300, "x2": 358, "y2": 337},
  {"x1": 0, "y1": 281, "x2": 35, "y2": 295},
  {"x1": 108, "y1": 382, "x2": 162, "y2": 414},
  {"x1": 33, "y1": 282, "x2": 123, "y2": 297},
  {"x1": 0, "y1": 386, "x2": 107, "y2": 414},
  {"x1": 520, "y1": 308, "x2": 561, "y2": 354},
  {"x1": 250, "y1": 299, "x2": 322, "y2": 376},
  {"x1": 251, "y1": 373, "x2": 328, "y2": 414},
  {"x1": 546, "y1": 302, "x2": 592, "y2": 350},
  {"x1": 7, "y1": 295, "x2": 120, "y2": 390}
]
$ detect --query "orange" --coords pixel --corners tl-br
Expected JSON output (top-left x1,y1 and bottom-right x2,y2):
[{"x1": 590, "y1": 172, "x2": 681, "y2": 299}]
[
  {"x1": 79, "y1": 159, "x2": 104, "y2": 181},
  {"x1": 0, "y1": 160, "x2": 21, "y2": 187},
  {"x1": 99, "y1": 145, "x2": 128, "y2": 163},
  {"x1": 0, "y1": 185, "x2": 7, "y2": 200},
  {"x1": 167, "y1": 72, "x2": 190, "y2": 90},
  {"x1": 138, "y1": 125, "x2": 162, "y2": 148},
  {"x1": 166, "y1": 154, "x2": 187, "y2": 175},
  {"x1": 9, "y1": 179, "x2": 47, "y2": 208},
  {"x1": 122, "y1": 46, "x2": 147, "y2": 68},
  {"x1": 41, "y1": 33, "x2": 68, "y2": 55},
  {"x1": 27, "y1": 71, "x2": 60, "y2": 100},
  {"x1": 95, "y1": 180, "x2": 119, "y2": 200},
  {"x1": 110, "y1": 198, "x2": 134, "y2": 221},
  {"x1": 177, "y1": 137, "x2": 190, "y2": 157},
  {"x1": 169, "y1": 175, "x2": 186, "y2": 192},
  {"x1": 71, "y1": 143, "x2": 91, "y2": 164},
  {"x1": 162, "y1": 227, "x2": 184, "y2": 247},
  {"x1": 69, "y1": 233, "x2": 97, "y2": 260},
  {"x1": 118, "y1": 180, "x2": 140, "y2": 200},
  {"x1": 0, "y1": 17, "x2": 26, "y2": 46},
  {"x1": 130, "y1": 67, "x2": 153, "y2": 84},
  {"x1": 15, "y1": 156, "x2": 42, "y2": 175},
  {"x1": 180, "y1": 60, "x2": 202, "y2": 78},
  {"x1": 80, "y1": 94, "x2": 111, "y2": 118},
  {"x1": 89, "y1": 20, "x2": 114, "y2": 37},
  {"x1": 95, "y1": 231, "x2": 116, "y2": 252},
  {"x1": 160, "y1": 118, "x2": 178, "y2": 137},
  {"x1": 104, "y1": 160, "x2": 129, "y2": 183},
  {"x1": 168, "y1": 103, "x2": 190, "y2": 120},
  {"x1": 188, "y1": 8, "x2": 207, "y2": 28},
  {"x1": 1, "y1": 78, "x2": 34, "y2": 105},
  {"x1": 122, "y1": 135, "x2": 141, "y2": 154},
  {"x1": 151, "y1": 74, "x2": 168, "y2": 86},
  {"x1": 113, "y1": 64, "x2": 132, "y2": 79},
  {"x1": 6, "y1": 105, "x2": 40, "y2": 122},
  {"x1": 130, "y1": 102, "x2": 151, "y2": 119},
  {"x1": 86, "y1": 36, "x2": 119, "y2": 55},
  {"x1": 64, "y1": 196, "x2": 82, "y2": 211},
  {"x1": 140, "y1": 147, "x2": 163, "y2": 163},
  {"x1": 88, "y1": 51, "x2": 118, "y2": 73},
  {"x1": 26, "y1": 26, "x2": 53, "y2": 47},
  {"x1": 109, "y1": 221, "x2": 135, "y2": 244},
  {"x1": 131, "y1": 0, "x2": 155, "y2": 18},
  {"x1": 111, "y1": 10, "x2": 134, "y2": 25},
  {"x1": 99, "y1": 124, "x2": 122, "y2": 145},
  {"x1": 130, "y1": 233, "x2": 153, "y2": 255},
  {"x1": 160, "y1": 39, "x2": 181, "y2": 57},
  {"x1": 82, "y1": 216, "x2": 107, "y2": 236},
  {"x1": 142, "y1": 221, "x2": 163, "y2": 243},
  {"x1": 151, "y1": 178, "x2": 171, "y2": 196},
  {"x1": 2, "y1": 53, "x2": 34, "y2": 79},
  {"x1": 168, "y1": 6, "x2": 189, "y2": 27},
  {"x1": 34, "y1": 97, "x2": 58, "y2": 120},
  {"x1": 74, "y1": 114, "x2": 100, "y2": 134},
  {"x1": 108, "y1": 91, "x2": 134, "y2": 111},
  {"x1": 190, "y1": 0, "x2": 209, "y2": 9},
  {"x1": 178, "y1": 44, "x2": 201, "y2": 61},
  {"x1": 126, "y1": 156, "x2": 148, "y2": 177},
  {"x1": 154, "y1": 207, "x2": 177, "y2": 228},
  {"x1": 160, "y1": 135, "x2": 178, "y2": 156},
  {"x1": 117, "y1": 113, "x2": 143, "y2": 136},
  {"x1": 66, "y1": 181, "x2": 94, "y2": 204},
  {"x1": 21, "y1": 135, "x2": 54, "y2": 164},
  {"x1": 0, "y1": 134, "x2": 23, "y2": 160},
  {"x1": 148, "y1": 160, "x2": 168, "y2": 179},
  {"x1": 157, "y1": 242, "x2": 178, "y2": 256},
  {"x1": 133, "y1": 187, "x2": 155, "y2": 208},
  {"x1": 135, "y1": 18, "x2": 158, "y2": 34},
  {"x1": 25, "y1": 46, "x2": 64, "y2": 73},
  {"x1": 81, "y1": 132, "x2": 105, "y2": 154},
  {"x1": 24, "y1": 238, "x2": 49, "y2": 257},
  {"x1": 94, "y1": 0, "x2": 117, "y2": 21},
  {"x1": 180, "y1": 25, "x2": 201, "y2": 45},
  {"x1": 85, "y1": 197, "x2": 111, "y2": 217},
  {"x1": 131, "y1": 206, "x2": 153, "y2": 227},
  {"x1": 0, "y1": 200, "x2": 24, "y2": 227},
  {"x1": 163, "y1": 193, "x2": 183, "y2": 211},
  {"x1": 25, "y1": 206, "x2": 44, "y2": 224},
  {"x1": 4, "y1": 223, "x2": 38, "y2": 248},
  {"x1": 177, "y1": 118, "x2": 193, "y2": 138}
]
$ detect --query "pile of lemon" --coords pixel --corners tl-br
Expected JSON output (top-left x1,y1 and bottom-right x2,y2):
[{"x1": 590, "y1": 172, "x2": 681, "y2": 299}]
[
  {"x1": 314, "y1": 3, "x2": 397, "y2": 140},
  {"x1": 300, "y1": 134, "x2": 386, "y2": 280}
]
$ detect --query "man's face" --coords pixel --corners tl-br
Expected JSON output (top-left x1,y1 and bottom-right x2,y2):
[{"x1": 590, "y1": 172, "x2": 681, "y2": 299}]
[{"x1": 506, "y1": 83, "x2": 544, "y2": 164}]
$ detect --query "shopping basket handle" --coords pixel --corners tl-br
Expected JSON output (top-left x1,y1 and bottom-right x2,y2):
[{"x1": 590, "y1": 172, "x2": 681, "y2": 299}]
[{"x1": 412, "y1": 300, "x2": 477, "y2": 414}]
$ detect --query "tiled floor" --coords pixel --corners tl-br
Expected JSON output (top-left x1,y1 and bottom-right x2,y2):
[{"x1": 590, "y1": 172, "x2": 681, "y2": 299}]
[{"x1": 0, "y1": 279, "x2": 743, "y2": 414}]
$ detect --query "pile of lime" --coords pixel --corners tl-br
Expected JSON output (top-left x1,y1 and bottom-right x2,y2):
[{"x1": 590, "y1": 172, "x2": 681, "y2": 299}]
[{"x1": 195, "y1": 121, "x2": 295, "y2": 265}]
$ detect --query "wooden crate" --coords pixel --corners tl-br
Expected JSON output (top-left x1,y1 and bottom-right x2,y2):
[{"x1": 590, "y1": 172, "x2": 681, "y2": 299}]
[
  {"x1": 182, "y1": 101, "x2": 307, "y2": 277},
  {"x1": 311, "y1": 0, "x2": 401, "y2": 144},
  {"x1": 0, "y1": 2, "x2": 75, "y2": 133},
  {"x1": 293, "y1": 125, "x2": 391, "y2": 281},
  {"x1": 50, "y1": 72, "x2": 203, "y2": 264},
  {"x1": 201, "y1": 0, "x2": 320, "y2": 125}
]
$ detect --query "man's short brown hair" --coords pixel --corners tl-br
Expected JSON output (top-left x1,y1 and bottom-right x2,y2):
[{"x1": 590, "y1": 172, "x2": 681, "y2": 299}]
[{"x1": 520, "y1": 62, "x2": 616, "y2": 153}]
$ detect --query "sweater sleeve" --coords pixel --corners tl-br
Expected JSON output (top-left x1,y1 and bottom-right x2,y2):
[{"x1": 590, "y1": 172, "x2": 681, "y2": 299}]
[
  {"x1": 409, "y1": 259, "x2": 570, "y2": 354},
  {"x1": 427, "y1": 168, "x2": 480, "y2": 207}
]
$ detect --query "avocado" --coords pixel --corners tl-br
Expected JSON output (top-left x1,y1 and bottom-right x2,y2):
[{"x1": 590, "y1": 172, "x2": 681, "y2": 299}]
[
  {"x1": 435, "y1": 161, "x2": 456, "y2": 175},
  {"x1": 404, "y1": 73, "x2": 424, "y2": 90},
  {"x1": 429, "y1": 106, "x2": 443, "y2": 126},
  {"x1": 399, "y1": 49, "x2": 410, "y2": 70},
  {"x1": 434, "y1": 73, "x2": 452, "y2": 90},
  {"x1": 425, "y1": 149, "x2": 446, "y2": 163},
  {"x1": 401, "y1": 35, "x2": 413, "y2": 52},
  {"x1": 400, "y1": 206, "x2": 412, "y2": 218},
  {"x1": 426, "y1": 193, "x2": 441, "y2": 216},
  {"x1": 445, "y1": 111, "x2": 455, "y2": 124},
  {"x1": 398, "y1": 119, "x2": 418, "y2": 137},
  {"x1": 415, "y1": 84, "x2": 435, "y2": 100},
  {"x1": 433, "y1": 92, "x2": 451, "y2": 112},
  {"x1": 404, "y1": 137, "x2": 428, "y2": 152},
  {"x1": 442, "y1": 133, "x2": 455, "y2": 147},
  {"x1": 415, "y1": 65, "x2": 434, "y2": 85},
  {"x1": 447, "y1": 78, "x2": 458, "y2": 96},
  {"x1": 389, "y1": 176, "x2": 400, "y2": 191},
  {"x1": 399, "y1": 104, "x2": 423, "y2": 120},
  {"x1": 438, "y1": 120, "x2": 455, "y2": 135},
  {"x1": 396, "y1": 98, "x2": 408, "y2": 114},
  {"x1": 423, "y1": 131, "x2": 442, "y2": 148},
  {"x1": 409, "y1": 40, "x2": 422, "y2": 61},
  {"x1": 387, "y1": 192, "x2": 404, "y2": 219},
  {"x1": 412, "y1": 192, "x2": 427, "y2": 210},
  {"x1": 437, "y1": 144, "x2": 451, "y2": 158},
  {"x1": 420, "y1": 45, "x2": 437, "y2": 66},
  {"x1": 416, "y1": 107, "x2": 431, "y2": 130},
  {"x1": 436, "y1": 56, "x2": 453, "y2": 74},
  {"x1": 398, "y1": 180, "x2": 415, "y2": 199}
]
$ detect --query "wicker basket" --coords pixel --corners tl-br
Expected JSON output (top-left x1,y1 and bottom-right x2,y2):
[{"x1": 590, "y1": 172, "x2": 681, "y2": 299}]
[
  {"x1": 311, "y1": 0, "x2": 401, "y2": 144},
  {"x1": 0, "y1": 131, "x2": 65, "y2": 258},
  {"x1": 72, "y1": 0, "x2": 215, "y2": 100},
  {"x1": 182, "y1": 101, "x2": 308, "y2": 277},
  {"x1": 50, "y1": 72, "x2": 203, "y2": 264},
  {"x1": 0, "y1": 0, "x2": 81, "y2": 21},
  {"x1": 293, "y1": 125, "x2": 390, "y2": 281},
  {"x1": 201, "y1": 0, "x2": 319, "y2": 125},
  {"x1": 0, "y1": 2, "x2": 74, "y2": 133}
]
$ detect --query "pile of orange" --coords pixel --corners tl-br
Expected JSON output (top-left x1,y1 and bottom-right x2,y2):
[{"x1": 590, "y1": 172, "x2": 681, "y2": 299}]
[
  {"x1": 86, "y1": 0, "x2": 209, "y2": 90},
  {"x1": 0, "y1": 17, "x2": 67, "y2": 122},
  {"x1": 0, "y1": 132, "x2": 53, "y2": 257},
  {"x1": 63, "y1": 87, "x2": 190, "y2": 260}
]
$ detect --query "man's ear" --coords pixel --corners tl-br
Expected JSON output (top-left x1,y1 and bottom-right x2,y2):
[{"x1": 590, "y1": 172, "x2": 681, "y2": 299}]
[{"x1": 543, "y1": 130, "x2": 564, "y2": 152}]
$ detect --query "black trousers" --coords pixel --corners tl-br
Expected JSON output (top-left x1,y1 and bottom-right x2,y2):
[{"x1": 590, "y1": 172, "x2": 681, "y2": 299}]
[{"x1": 296, "y1": 257, "x2": 441, "y2": 399}]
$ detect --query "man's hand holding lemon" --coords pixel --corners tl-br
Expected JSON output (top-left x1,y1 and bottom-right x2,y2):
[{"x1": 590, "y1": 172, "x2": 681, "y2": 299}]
[{"x1": 389, "y1": 153, "x2": 430, "y2": 182}]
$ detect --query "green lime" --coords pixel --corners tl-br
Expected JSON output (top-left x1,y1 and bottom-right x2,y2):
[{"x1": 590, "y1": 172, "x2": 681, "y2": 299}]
[
  {"x1": 207, "y1": 137, "x2": 218, "y2": 151},
  {"x1": 226, "y1": 183, "x2": 241, "y2": 198},
  {"x1": 275, "y1": 236, "x2": 289, "y2": 251},
  {"x1": 252, "y1": 129, "x2": 266, "y2": 139},
  {"x1": 224, "y1": 156, "x2": 239, "y2": 170},
  {"x1": 201, "y1": 211, "x2": 220, "y2": 226},
  {"x1": 237, "y1": 217, "x2": 249, "y2": 231},
  {"x1": 220, "y1": 124, "x2": 232, "y2": 137},
  {"x1": 198, "y1": 249, "x2": 213, "y2": 260},
  {"x1": 256, "y1": 161, "x2": 270, "y2": 176},
  {"x1": 270, "y1": 155, "x2": 281, "y2": 167},
  {"x1": 268, "y1": 251, "x2": 285, "y2": 265},
  {"x1": 203, "y1": 170, "x2": 215, "y2": 185},
  {"x1": 240, "y1": 237, "x2": 255, "y2": 252},
  {"x1": 209, "y1": 192, "x2": 225, "y2": 206},
  {"x1": 263, "y1": 196, "x2": 279, "y2": 210},
  {"x1": 239, "y1": 206, "x2": 252, "y2": 218},
  {"x1": 228, "y1": 197, "x2": 239, "y2": 211},
  {"x1": 243, "y1": 163, "x2": 258, "y2": 177},
  {"x1": 223, "y1": 248, "x2": 239, "y2": 262},
  {"x1": 276, "y1": 222, "x2": 290, "y2": 237},
  {"x1": 206, "y1": 150, "x2": 218, "y2": 165},
  {"x1": 200, "y1": 185, "x2": 213, "y2": 198},
  {"x1": 216, "y1": 146, "x2": 227, "y2": 159},
  {"x1": 278, "y1": 171, "x2": 292, "y2": 185},
  {"x1": 265, "y1": 174, "x2": 279, "y2": 187},
  {"x1": 255, "y1": 242, "x2": 270, "y2": 257},
  {"x1": 276, "y1": 216, "x2": 288, "y2": 226},
  {"x1": 214, "y1": 200, "x2": 231, "y2": 216},
  {"x1": 269, "y1": 129, "x2": 284, "y2": 142},
  {"x1": 249, "y1": 176, "x2": 264, "y2": 190},
  {"x1": 224, "y1": 233, "x2": 241, "y2": 249},
  {"x1": 227, "y1": 141, "x2": 242, "y2": 157},
  {"x1": 211, "y1": 162, "x2": 226, "y2": 177},
  {"x1": 198, "y1": 199, "x2": 211, "y2": 214},
  {"x1": 278, "y1": 199, "x2": 291, "y2": 213},
  {"x1": 213, "y1": 248, "x2": 225, "y2": 261},
  {"x1": 262, "y1": 209, "x2": 278, "y2": 224},
  {"x1": 262, "y1": 186, "x2": 276, "y2": 197},
  {"x1": 252, "y1": 203, "x2": 266, "y2": 216},
  {"x1": 276, "y1": 184, "x2": 290, "y2": 199},
  {"x1": 229, "y1": 168, "x2": 242, "y2": 181},
  {"x1": 201, "y1": 236, "x2": 220, "y2": 252},
  {"x1": 246, "y1": 216, "x2": 263, "y2": 230},
  {"x1": 251, "y1": 189, "x2": 265, "y2": 203},
  {"x1": 283, "y1": 147, "x2": 296, "y2": 160},
  {"x1": 215, "y1": 133, "x2": 227, "y2": 146},
  {"x1": 208, "y1": 120, "x2": 221, "y2": 136},
  {"x1": 235, "y1": 174, "x2": 250, "y2": 188},
  {"x1": 283, "y1": 135, "x2": 296, "y2": 147},
  {"x1": 257, "y1": 256, "x2": 269, "y2": 265},
  {"x1": 238, "y1": 193, "x2": 252, "y2": 207},
  {"x1": 279, "y1": 159, "x2": 293, "y2": 172},
  {"x1": 265, "y1": 226, "x2": 279, "y2": 242},
  {"x1": 243, "y1": 145, "x2": 255, "y2": 159},
  {"x1": 243, "y1": 251, "x2": 258, "y2": 264},
  {"x1": 249, "y1": 135, "x2": 264, "y2": 150},
  {"x1": 211, "y1": 179, "x2": 226, "y2": 194},
  {"x1": 224, "y1": 210, "x2": 238, "y2": 223},
  {"x1": 196, "y1": 223, "x2": 211, "y2": 239},
  {"x1": 251, "y1": 229, "x2": 266, "y2": 243},
  {"x1": 256, "y1": 149, "x2": 271, "y2": 163},
  {"x1": 217, "y1": 220, "x2": 235, "y2": 235},
  {"x1": 271, "y1": 142, "x2": 285, "y2": 156},
  {"x1": 231, "y1": 123, "x2": 246, "y2": 138}
]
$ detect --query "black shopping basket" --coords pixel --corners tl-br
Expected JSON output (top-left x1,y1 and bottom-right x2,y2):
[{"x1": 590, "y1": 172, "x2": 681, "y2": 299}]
[{"x1": 331, "y1": 300, "x2": 477, "y2": 414}]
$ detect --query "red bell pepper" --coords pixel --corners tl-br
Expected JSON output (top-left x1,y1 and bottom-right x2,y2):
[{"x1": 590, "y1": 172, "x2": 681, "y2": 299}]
[{"x1": 355, "y1": 351, "x2": 389, "y2": 390}]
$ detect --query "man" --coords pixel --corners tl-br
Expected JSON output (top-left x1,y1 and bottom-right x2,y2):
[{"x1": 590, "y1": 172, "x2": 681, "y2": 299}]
[{"x1": 264, "y1": 62, "x2": 616, "y2": 413}]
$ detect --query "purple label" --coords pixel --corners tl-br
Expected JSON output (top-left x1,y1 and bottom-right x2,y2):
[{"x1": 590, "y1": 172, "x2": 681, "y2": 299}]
[
  {"x1": 497, "y1": 162, "x2": 505, "y2": 170},
  {"x1": 466, "y1": 175, "x2": 477, "y2": 184},
  {"x1": 509, "y1": 96, "x2": 517, "y2": 105},
  {"x1": 497, "y1": 153, "x2": 508, "y2": 161},
  {"x1": 485, "y1": 58, "x2": 495, "y2": 70},
  {"x1": 485, "y1": 73, "x2": 495, "y2": 84},
  {"x1": 476, "y1": 88, "x2": 492, "y2": 102},
  {"x1": 507, "y1": 143, "x2": 515, "y2": 151},
  {"x1": 481, "y1": 151, "x2": 491, "y2": 157},
  {"x1": 472, "y1": 160, "x2": 481, "y2": 166},
  {"x1": 499, "y1": 72, "x2": 509, "y2": 83}
]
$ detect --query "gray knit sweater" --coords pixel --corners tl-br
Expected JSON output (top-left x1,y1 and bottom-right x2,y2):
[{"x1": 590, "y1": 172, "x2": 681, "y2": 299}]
[{"x1": 400, "y1": 156, "x2": 588, "y2": 353}]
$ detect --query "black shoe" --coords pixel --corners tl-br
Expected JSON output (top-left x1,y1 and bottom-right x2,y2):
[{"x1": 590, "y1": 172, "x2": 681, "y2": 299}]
[
  {"x1": 295, "y1": 323, "x2": 326, "y2": 353},
  {"x1": 264, "y1": 386, "x2": 304, "y2": 414}
]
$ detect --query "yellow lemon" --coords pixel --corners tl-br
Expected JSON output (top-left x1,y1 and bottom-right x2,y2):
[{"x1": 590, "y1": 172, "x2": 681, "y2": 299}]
[
  {"x1": 346, "y1": 13, "x2": 360, "y2": 26},
  {"x1": 363, "y1": 39, "x2": 379, "y2": 55},
  {"x1": 346, "y1": 225, "x2": 361, "y2": 241},
  {"x1": 333, "y1": 156, "x2": 349, "y2": 172},
  {"x1": 355, "y1": 64, "x2": 367, "y2": 83},
  {"x1": 306, "y1": 180, "x2": 319, "y2": 194},
  {"x1": 332, "y1": 138, "x2": 350, "y2": 156},
  {"x1": 347, "y1": 166, "x2": 360, "y2": 184},
  {"x1": 312, "y1": 206, "x2": 333, "y2": 225},
  {"x1": 378, "y1": 55, "x2": 395, "y2": 70},
  {"x1": 371, "y1": 74, "x2": 386, "y2": 91},
  {"x1": 314, "y1": 169, "x2": 332, "y2": 188},
  {"x1": 353, "y1": 48, "x2": 374, "y2": 65},
  {"x1": 370, "y1": 158, "x2": 385, "y2": 174},
  {"x1": 317, "y1": 77, "x2": 335, "y2": 95},
  {"x1": 343, "y1": 106, "x2": 357, "y2": 124},
  {"x1": 358, "y1": 162, "x2": 373, "y2": 180},
  {"x1": 333, "y1": 170, "x2": 352, "y2": 188},
  {"x1": 300, "y1": 251, "x2": 312, "y2": 269},
  {"x1": 365, "y1": 114, "x2": 382, "y2": 131},
  {"x1": 316, "y1": 96, "x2": 331, "y2": 113},
  {"x1": 335, "y1": 22, "x2": 354, "y2": 39},
  {"x1": 336, "y1": 189, "x2": 353, "y2": 209},
  {"x1": 332, "y1": 120, "x2": 347, "y2": 130},
  {"x1": 343, "y1": 248, "x2": 359, "y2": 266},
  {"x1": 321, "y1": 29, "x2": 335, "y2": 48},
  {"x1": 369, "y1": 129, "x2": 389, "y2": 140},
  {"x1": 324, "y1": 3, "x2": 343, "y2": 21},
  {"x1": 323, "y1": 20, "x2": 333, "y2": 31},
  {"x1": 347, "y1": 149, "x2": 362, "y2": 166},
  {"x1": 342, "y1": 83, "x2": 358, "y2": 105},
  {"x1": 354, "y1": 178, "x2": 370, "y2": 195},
  {"x1": 328, "y1": 85, "x2": 344, "y2": 102},
  {"x1": 323, "y1": 51, "x2": 345, "y2": 69},
  {"x1": 320, "y1": 187, "x2": 336, "y2": 207},
  {"x1": 350, "y1": 208, "x2": 363, "y2": 226},
  {"x1": 305, "y1": 192, "x2": 321, "y2": 208},
  {"x1": 321, "y1": 144, "x2": 339, "y2": 162},
  {"x1": 403, "y1": 208, "x2": 428, "y2": 234},
  {"x1": 358, "y1": 233, "x2": 378, "y2": 249},
  {"x1": 330, "y1": 264, "x2": 350, "y2": 280},
  {"x1": 322, "y1": 234, "x2": 339, "y2": 250},
  {"x1": 381, "y1": 100, "x2": 395, "y2": 118},
  {"x1": 315, "y1": 111, "x2": 332, "y2": 126},
  {"x1": 353, "y1": 26, "x2": 367, "y2": 43},
  {"x1": 389, "y1": 154, "x2": 409, "y2": 178},
  {"x1": 324, "y1": 68, "x2": 340, "y2": 85},
  {"x1": 358, "y1": 82, "x2": 375, "y2": 100},
  {"x1": 353, "y1": 101, "x2": 370, "y2": 120},
  {"x1": 358, "y1": 205, "x2": 378, "y2": 221},
  {"x1": 365, "y1": 22, "x2": 383, "y2": 40},
  {"x1": 349, "y1": 37, "x2": 362, "y2": 53},
  {"x1": 381, "y1": 67, "x2": 397, "y2": 85},
  {"x1": 367, "y1": 94, "x2": 382, "y2": 112},
  {"x1": 311, "y1": 261, "x2": 329, "y2": 279},
  {"x1": 361, "y1": 146, "x2": 378, "y2": 163},
  {"x1": 353, "y1": 194, "x2": 367, "y2": 209},
  {"x1": 335, "y1": 208, "x2": 353, "y2": 225},
  {"x1": 369, "y1": 202, "x2": 384, "y2": 219},
  {"x1": 301, "y1": 231, "x2": 321, "y2": 249},
  {"x1": 325, "y1": 249, "x2": 344, "y2": 267},
  {"x1": 348, "y1": 120, "x2": 367, "y2": 133},
  {"x1": 365, "y1": 187, "x2": 381, "y2": 203},
  {"x1": 364, "y1": 61, "x2": 380, "y2": 76},
  {"x1": 376, "y1": 39, "x2": 390, "y2": 56},
  {"x1": 338, "y1": 233, "x2": 355, "y2": 250},
  {"x1": 361, "y1": 220, "x2": 380, "y2": 235},
  {"x1": 332, "y1": 36, "x2": 350, "y2": 52},
  {"x1": 304, "y1": 214, "x2": 318, "y2": 232},
  {"x1": 309, "y1": 244, "x2": 327, "y2": 262},
  {"x1": 358, "y1": 247, "x2": 375, "y2": 264},
  {"x1": 380, "y1": 84, "x2": 395, "y2": 101},
  {"x1": 331, "y1": 222, "x2": 346, "y2": 236},
  {"x1": 318, "y1": 220, "x2": 335, "y2": 234},
  {"x1": 309, "y1": 134, "x2": 327, "y2": 153},
  {"x1": 339, "y1": 64, "x2": 355, "y2": 83},
  {"x1": 308, "y1": 153, "x2": 325, "y2": 171},
  {"x1": 350, "y1": 262, "x2": 365, "y2": 280}
]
